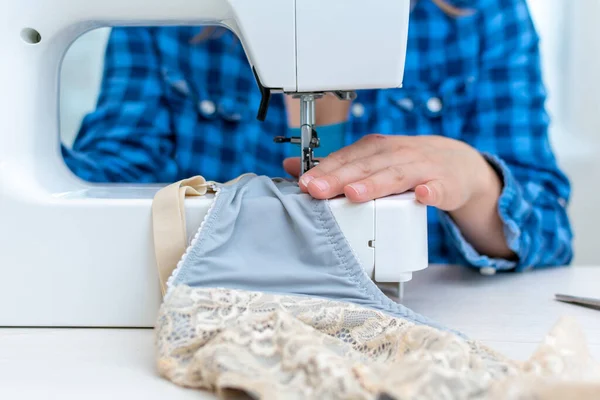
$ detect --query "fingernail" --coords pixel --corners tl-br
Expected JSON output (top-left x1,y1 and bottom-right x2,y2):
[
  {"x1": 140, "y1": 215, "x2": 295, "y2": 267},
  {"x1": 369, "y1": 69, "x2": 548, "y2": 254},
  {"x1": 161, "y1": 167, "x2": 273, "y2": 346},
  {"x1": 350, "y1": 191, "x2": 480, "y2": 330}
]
[
  {"x1": 300, "y1": 175, "x2": 314, "y2": 187},
  {"x1": 416, "y1": 185, "x2": 433, "y2": 203},
  {"x1": 422, "y1": 185, "x2": 432, "y2": 197},
  {"x1": 348, "y1": 183, "x2": 367, "y2": 196},
  {"x1": 311, "y1": 179, "x2": 330, "y2": 192}
]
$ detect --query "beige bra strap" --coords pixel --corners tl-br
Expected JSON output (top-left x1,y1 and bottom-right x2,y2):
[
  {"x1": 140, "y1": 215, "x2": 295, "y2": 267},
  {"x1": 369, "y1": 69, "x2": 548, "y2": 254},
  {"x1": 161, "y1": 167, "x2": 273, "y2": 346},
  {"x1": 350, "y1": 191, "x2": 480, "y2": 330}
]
[
  {"x1": 152, "y1": 176, "x2": 212, "y2": 297},
  {"x1": 151, "y1": 173, "x2": 255, "y2": 297}
]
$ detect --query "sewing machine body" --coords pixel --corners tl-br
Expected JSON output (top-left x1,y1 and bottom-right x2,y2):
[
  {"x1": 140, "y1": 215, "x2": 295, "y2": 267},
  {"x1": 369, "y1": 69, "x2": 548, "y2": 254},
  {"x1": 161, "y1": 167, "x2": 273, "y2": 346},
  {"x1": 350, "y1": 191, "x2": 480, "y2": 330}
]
[{"x1": 0, "y1": 0, "x2": 427, "y2": 327}]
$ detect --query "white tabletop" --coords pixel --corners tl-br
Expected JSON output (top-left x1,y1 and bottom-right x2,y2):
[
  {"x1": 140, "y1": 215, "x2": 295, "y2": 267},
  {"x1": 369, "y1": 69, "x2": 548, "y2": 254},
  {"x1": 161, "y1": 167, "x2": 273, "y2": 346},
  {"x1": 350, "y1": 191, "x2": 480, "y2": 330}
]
[
  {"x1": 1, "y1": 265, "x2": 599, "y2": 399},
  {"x1": 402, "y1": 265, "x2": 600, "y2": 361}
]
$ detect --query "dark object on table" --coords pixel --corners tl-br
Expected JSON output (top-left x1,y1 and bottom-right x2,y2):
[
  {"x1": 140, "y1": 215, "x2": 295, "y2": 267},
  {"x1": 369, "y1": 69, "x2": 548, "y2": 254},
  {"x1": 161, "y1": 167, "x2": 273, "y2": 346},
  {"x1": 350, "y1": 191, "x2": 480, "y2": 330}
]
[{"x1": 555, "y1": 294, "x2": 600, "y2": 311}]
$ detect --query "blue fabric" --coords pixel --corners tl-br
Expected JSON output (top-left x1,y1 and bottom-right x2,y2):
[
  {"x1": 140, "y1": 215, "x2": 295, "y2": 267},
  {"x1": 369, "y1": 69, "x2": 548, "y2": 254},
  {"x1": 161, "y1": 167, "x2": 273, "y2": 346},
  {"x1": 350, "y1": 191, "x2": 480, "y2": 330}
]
[
  {"x1": 171, "y1": 174, "x2": 451, "y2": 333},
  {"x1": 62, "y1": 0, "x2": 573, "y2": 271},
  {"x1": 286, "y1": 123, "x2": 347, "y2": 158}
]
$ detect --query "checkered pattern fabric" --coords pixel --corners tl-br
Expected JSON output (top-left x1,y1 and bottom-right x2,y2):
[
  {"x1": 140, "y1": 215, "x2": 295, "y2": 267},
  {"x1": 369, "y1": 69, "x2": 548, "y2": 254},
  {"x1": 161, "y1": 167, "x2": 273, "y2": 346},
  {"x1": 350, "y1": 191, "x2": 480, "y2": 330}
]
[{"x1": 63, "y1": 0, "x2": 573, "y2": 270}]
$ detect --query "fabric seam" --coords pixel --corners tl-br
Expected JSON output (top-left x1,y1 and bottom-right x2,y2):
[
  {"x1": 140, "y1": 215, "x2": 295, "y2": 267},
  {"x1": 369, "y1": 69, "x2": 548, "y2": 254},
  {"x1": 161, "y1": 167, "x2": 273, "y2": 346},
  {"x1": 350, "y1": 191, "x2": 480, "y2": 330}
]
[
  {"x1": 321, "y1": 198, "x2": 456, "y2": 334},
  {"x1": 165, "y1": 184, "x2": 222, "y2": 296}
]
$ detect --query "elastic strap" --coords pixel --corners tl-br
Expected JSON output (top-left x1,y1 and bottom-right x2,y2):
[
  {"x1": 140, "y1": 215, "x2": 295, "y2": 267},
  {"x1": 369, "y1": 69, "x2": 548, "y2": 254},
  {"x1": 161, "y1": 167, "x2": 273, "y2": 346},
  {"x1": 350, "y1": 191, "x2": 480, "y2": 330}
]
[
  {"x1": 151, "y1": 173, "x2": 255, "y2": 296},
  {"x1": 152, "y1": 176, "x2": 212, "y2": 297}
]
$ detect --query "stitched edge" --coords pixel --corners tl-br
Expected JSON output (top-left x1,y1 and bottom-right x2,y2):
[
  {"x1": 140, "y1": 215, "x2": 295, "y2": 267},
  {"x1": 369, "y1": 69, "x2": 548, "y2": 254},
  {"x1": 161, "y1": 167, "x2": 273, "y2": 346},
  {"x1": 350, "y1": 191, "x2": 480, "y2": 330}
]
[
  {"x1": 166, "y1": 176, "x2": 459, "y2": 336},
  {"x1": 316, "y1": 200, "x2": 374, "y2": 304},
  {"x1": 165, "y1": 183, "x2": 223, "y2": 296},
  {"x1": 319, "y1": 199, "x2": 457, "y2": 334}
]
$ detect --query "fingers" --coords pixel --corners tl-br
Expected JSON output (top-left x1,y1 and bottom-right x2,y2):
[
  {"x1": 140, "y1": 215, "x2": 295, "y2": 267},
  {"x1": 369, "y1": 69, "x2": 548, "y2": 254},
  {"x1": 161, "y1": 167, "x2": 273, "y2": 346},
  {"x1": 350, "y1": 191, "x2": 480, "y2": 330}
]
[
  {"x1": 299, "y1": 134, "x2": 394, "y2": 189},
  {"x1": 342, "y1": 163, "x2": 426, "y2": 202},
  {"x1": 415, "y1": 184, "x2": 433, "y2": 205},
  {"x1": 415, "y1": 180, "x2": 448, "y2": 208},
  {"x1": 304, "y1": 153, "x2": 414, "y2": 200},
  {"x1": 287, "y1": 135, "x2": 471, "y2": 207}
]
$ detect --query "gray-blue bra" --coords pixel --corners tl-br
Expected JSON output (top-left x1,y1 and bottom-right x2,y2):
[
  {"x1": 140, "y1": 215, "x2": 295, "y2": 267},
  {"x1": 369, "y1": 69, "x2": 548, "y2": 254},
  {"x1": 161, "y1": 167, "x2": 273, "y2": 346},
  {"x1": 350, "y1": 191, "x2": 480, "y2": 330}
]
[{"x1": 166, "y1": 175, "x2": 448, "y2": 332}]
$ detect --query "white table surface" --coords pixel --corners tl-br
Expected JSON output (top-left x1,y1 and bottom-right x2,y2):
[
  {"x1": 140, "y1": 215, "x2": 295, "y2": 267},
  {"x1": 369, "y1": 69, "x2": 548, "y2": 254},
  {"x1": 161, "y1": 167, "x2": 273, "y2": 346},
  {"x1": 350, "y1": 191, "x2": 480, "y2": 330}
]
[
  {"x1": 403, "y1": 265, "x2": 600, "y2": 360},
  {"x1": 1, "y1": 265, "x2": 599, "y2": 399}
]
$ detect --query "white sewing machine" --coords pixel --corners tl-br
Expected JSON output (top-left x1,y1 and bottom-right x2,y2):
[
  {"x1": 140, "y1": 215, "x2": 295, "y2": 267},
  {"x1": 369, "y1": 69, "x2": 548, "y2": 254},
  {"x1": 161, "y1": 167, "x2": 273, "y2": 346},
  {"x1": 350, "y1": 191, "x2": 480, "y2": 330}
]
[{"x1": 0, "y1": 0, "x2": 427, "y2": 327}]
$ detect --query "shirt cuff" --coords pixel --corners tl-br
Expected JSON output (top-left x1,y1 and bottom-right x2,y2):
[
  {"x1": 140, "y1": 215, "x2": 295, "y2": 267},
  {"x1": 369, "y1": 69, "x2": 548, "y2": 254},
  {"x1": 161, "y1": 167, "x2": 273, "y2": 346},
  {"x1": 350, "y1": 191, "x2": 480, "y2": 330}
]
[{"x1": 438, "y1": 153, "x2": 523, "y2": 273}]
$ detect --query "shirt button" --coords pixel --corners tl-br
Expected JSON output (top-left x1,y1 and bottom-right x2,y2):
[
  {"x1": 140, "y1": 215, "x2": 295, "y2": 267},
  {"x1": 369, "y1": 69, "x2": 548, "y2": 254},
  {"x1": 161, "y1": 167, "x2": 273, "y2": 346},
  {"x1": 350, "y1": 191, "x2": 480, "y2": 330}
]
[
  {"x1": 480, "y1": 267, "x2": 496, "y2": 276},
  {"x1": 198, "y1": 100, "x2": 216, "y2": 116},
  {"x1": 396, "y1": 98, "x2": 414, "y2": 111},
  {"x1": 426, "y1": 97, "x2": 443, "y2": 114},
  {"x1": 351, "y1": 103, "x2": 365, "y2": 118}
]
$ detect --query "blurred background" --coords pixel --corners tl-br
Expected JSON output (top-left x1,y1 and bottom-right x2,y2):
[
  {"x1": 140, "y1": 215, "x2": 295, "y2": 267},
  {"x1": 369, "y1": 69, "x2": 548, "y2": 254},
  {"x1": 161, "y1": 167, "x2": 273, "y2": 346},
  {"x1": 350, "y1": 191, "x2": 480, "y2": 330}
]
[{"x1": 59, "y1": 0, "x2": 600, "y2": 265}]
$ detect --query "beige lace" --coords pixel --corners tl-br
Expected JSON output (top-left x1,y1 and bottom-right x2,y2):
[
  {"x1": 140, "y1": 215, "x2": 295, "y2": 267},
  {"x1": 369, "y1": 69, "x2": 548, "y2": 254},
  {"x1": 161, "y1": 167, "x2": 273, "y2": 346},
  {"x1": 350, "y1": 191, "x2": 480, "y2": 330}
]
[{"x1": 155, "y1": 286, "x2": 600, "y2": 400}]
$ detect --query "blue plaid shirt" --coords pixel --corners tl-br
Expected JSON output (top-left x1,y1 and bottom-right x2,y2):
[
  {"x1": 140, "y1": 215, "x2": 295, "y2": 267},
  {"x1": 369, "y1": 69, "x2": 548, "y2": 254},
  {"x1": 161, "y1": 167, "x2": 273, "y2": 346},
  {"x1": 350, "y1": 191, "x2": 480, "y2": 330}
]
[{"x1": 63, "y1": 0, "x2": 573, "y2": 271}]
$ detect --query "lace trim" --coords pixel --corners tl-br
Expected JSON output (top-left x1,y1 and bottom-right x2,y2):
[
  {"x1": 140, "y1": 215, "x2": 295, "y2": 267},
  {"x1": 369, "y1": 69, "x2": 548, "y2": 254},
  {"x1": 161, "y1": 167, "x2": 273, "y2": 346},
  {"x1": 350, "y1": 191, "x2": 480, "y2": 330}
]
[
  {"x1": 156, "y1": 286, "x2": 600, "y2": 400},
  {"x1": 321, "y1": 197, "x2": 447, "y2": 332}
]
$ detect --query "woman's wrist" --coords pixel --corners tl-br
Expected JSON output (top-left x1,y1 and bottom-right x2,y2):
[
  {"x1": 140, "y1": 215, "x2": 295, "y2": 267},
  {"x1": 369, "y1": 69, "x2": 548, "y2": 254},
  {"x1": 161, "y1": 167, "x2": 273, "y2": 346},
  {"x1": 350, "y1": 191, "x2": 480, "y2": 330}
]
[
  {"x1": 448, "y1": 153, "x2": 514, "y2": 260},
  {"x1": 470, "y1": 153, "x2": 503, "y2": 210}
]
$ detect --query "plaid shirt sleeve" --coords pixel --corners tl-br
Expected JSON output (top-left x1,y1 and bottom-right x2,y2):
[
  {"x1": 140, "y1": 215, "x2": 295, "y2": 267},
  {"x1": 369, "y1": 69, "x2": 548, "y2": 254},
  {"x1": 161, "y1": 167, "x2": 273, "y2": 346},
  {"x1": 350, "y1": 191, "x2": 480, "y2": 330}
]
[
  {"x1": 438, "y1": 0, "x2": 573, "y2": 271},
  {"x1": 62, "y1": 27, "x2": 178, "y2": 183}
]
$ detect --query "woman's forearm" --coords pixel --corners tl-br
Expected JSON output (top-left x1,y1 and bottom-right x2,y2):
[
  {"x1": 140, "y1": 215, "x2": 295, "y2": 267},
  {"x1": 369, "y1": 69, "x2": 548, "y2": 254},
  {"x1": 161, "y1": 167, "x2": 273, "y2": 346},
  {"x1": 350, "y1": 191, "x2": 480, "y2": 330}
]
[{"x1": 448, "y1": 160, "x2": 516, "y2": 260}]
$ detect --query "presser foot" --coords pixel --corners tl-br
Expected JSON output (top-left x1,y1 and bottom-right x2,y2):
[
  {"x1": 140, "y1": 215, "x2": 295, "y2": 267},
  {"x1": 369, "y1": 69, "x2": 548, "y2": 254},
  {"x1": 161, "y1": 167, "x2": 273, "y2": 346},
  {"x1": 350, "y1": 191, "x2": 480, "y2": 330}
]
[{"x1": 274, "y1": 91, "x2": 356, "y2": 175}]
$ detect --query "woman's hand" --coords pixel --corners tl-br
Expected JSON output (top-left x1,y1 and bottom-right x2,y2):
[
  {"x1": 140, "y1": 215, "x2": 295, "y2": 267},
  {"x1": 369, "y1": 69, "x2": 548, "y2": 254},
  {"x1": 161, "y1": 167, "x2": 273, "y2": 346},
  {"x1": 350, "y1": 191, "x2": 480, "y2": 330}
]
[
  {"x1": 283, "y1": 134, "x2": 515, "y2": 259},
  {"x1": 284, "y1": 134, "x2": 496, "y2": 210}
]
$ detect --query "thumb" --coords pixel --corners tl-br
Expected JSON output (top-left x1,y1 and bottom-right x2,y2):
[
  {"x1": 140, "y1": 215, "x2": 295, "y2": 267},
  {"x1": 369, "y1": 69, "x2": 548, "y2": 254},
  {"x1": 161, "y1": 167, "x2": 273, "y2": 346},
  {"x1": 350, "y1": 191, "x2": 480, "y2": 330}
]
[
  {"x1": 415, "y1": 180, "x2": 447, "y2": 208},
  {"x1": 283, "y1": 157, "x2": 301, "y2": 178}
]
